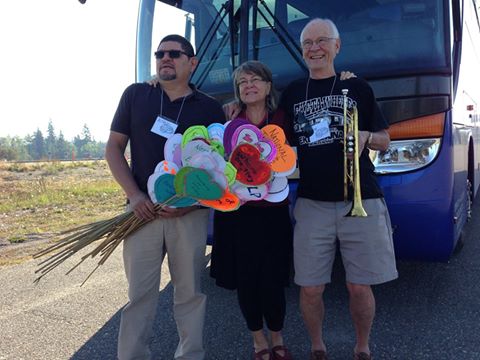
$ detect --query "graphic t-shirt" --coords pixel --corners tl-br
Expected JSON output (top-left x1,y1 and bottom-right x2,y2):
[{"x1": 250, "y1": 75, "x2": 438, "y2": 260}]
[{"x1": 280, "y1": 75, "x2": 388, "y2": 201}]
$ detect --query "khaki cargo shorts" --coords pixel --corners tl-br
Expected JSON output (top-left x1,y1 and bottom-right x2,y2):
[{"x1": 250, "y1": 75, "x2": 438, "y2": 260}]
[{"x1": 293, "y1": 197, "x2": 398, "y2": 286}]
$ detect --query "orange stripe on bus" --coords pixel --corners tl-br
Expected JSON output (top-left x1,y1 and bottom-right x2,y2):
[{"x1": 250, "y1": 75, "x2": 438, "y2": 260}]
[{"x1": 388, "y1": 113, "x2": 445, "y2": 140}]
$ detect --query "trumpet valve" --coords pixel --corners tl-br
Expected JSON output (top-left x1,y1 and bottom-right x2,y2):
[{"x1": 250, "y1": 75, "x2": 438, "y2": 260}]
[{"x1": 346, "y1": 134, "x2": 355, "y2": 154}]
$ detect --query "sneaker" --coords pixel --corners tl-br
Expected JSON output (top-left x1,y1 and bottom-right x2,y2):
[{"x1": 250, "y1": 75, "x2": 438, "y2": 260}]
[
  {"x1": 354, "y1": 352, "x2": 372, "y2": 360},
  {"x1": 310, "y1": 350, "x2": 328, "y2": 360}
]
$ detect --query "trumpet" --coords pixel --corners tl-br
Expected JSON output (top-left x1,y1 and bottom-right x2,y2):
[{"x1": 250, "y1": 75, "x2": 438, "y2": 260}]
[{"x1": 342, "y1": 89, "x2": 367, "y2": 217}]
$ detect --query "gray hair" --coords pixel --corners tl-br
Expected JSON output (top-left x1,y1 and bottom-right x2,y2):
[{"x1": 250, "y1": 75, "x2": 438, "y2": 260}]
[
  {"x1": 232, "y1": 60, "x2": 279, "y2": 113},
  {"x1": 300, "y1": 18, "x2": 340, "y2": 42}
]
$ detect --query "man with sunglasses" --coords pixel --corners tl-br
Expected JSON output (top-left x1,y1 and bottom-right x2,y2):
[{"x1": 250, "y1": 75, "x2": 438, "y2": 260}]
[{"x1": 106, "y1": 34, "x2": 225, "y2": 360}]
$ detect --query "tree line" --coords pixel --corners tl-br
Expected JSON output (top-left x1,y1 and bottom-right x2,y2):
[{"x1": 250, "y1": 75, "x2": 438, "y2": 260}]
[{"x1": 0, "y1": 121, "x2": 106, "y2": 161}]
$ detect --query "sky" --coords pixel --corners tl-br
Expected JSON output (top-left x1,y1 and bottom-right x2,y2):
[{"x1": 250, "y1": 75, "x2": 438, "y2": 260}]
[{"x1": 0, "y1": 1, "x2": 139, "y2": 142}]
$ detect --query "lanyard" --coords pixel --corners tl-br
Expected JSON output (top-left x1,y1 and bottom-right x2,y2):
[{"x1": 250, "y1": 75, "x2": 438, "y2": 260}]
[
  {"x1": 305, "y1": 75, "x2": 337, "y2": 110},
  {"x1": 160, "y1": 88, "x2": 187, "y2": 124}
]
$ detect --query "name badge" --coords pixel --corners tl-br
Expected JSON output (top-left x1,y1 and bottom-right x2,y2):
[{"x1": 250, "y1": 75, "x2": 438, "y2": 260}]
[
  {"x1": 309, "y1": 118, "x2": 331, "y2": 143},
  {"x1": 151, "y1": 116, "x2": 178, "y2": 139}
]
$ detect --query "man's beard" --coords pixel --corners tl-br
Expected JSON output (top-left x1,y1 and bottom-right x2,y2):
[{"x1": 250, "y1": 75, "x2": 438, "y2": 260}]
[{"x1": 159, "y1": 73, "x2": 177, "y2": 81}]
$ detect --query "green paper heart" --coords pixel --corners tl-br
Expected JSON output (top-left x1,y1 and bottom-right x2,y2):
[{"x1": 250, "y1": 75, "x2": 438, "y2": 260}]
[
  {"x1": 181, "y1": 125, "x2": 209, "y2": 148},
  {"x1": 224, "y1": 162, "x2": 237, "y2": 186},
  {"x1": 154, "y1": 174, "x2": 197, "y2": 207},
  {"x1": 210, "y1": 140, "x2": 225, "y2": 157},
  {"x1": 174, "y1": 167, "x2": 223, "y2": 200}
]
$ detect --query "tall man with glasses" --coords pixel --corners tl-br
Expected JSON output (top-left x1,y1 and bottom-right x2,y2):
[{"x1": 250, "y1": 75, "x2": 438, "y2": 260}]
[
  {"x1": 106, "y1": 34, "x2": 225, "y2": 360},
  {"x1": 279, "y1": 19, "x2": 398, "y2": 360}
]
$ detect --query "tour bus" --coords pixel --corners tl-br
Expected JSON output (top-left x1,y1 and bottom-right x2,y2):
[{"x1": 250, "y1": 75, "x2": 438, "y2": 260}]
[{"x1": 135, "y1": 0, "x2": 480, "y2": 261}]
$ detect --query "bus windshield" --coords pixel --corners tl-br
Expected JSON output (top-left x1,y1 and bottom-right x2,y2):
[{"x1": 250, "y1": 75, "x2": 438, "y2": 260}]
[{"x1": 150, "y1": 0, "x2": 447, "y2": 96}]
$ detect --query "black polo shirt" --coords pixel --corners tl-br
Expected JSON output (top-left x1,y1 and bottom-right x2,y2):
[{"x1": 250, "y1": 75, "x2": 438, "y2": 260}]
[{"x1": 111, "y1": 83, "x2": 225, "y2": 193}]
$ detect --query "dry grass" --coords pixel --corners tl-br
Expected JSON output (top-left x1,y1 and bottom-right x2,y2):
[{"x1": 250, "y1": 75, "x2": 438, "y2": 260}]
[{"x1": 0, "y1": 160, "x2": 124, "y2": 266}]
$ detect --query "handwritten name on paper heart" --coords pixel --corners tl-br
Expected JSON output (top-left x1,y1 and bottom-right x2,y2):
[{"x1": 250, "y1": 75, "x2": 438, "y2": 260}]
[
  {"x1": 261, "y1": 124, "x2": 296, "y2": 173},
  {"x1": 230, "y1": 143, "x2": 272, "y2": 186},
  {"x1": 153, "y1": 173, "x2": 197, "y2": 207},
  {"x1": 231, "y1": 181, "x2": 269, "y2": 201},
  {"x1": 174, "y1": 167, "x2": 223, "y2": 200},
  {"x1": 199, "y1": 189, "x2": 240, "y2": 212}
]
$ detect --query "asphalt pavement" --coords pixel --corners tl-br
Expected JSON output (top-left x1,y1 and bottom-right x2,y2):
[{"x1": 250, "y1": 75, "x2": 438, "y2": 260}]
[{"x1": 1, "y1": 200, "x2": 479, "y2": 360}]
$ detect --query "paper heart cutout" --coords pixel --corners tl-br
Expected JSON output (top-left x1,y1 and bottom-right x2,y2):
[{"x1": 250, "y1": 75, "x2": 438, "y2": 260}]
[
  {"x1": 174, "y1": 167, "x2": 223, "y2": 200},
  {"x1": 164, "y1": 134, "x2": 183, "y2": 168},
  {"x1": 207, "y1": 123, "x2": 225, "y2": 143},
  {"x1": 153, "y1": 173, "x2": 197, "y2": 207},
  {"x1": 232, "y1": 124, "x2": 263, "y2": 147},
  {"x1": 153, "y1": 160, "x2": 179, "y2": 176},
  {"x1": 232, "y1": 124, "x2": 277, "y2": 162},
  {"x1": 199, "y1": 189, "x2": 240, "y2": 212},
  {"x1": 223, "y1": 118, "x2": 249, "y2": 155},
  {"x1": 209, "y1": 170, "x2": 228, "y2": 190},
  {"x1": 148, "y1": 161, "x2": 180, "y2": 204},
  {"x1": 256, "y1": 139, "x2": 277, "y2": 162},
  {"x1": 230, "y1": 143, "x2": 272, "y2": 186},
  {"x1": 182, "y1": 125, "x2": 209, "y2": 148},
  {"x1": 261, "y1": 124, "x2": 297, "y2": 173},
  {"x1": 224, "y1": 162, "x2": 237, "y2": 186},
  {"x1": 182, "y1": 139, "x2": 214, "y2": 166},
  {"x1": 264, "y1": 176, "x2": 289, "y2": 203},
  {"x1": 209, "y1": 140, "x2": 225, "y2": 157},
  {"x1": 231, "y1": 181, "x2": 269, "y2": 202},
  {"x1": 187, "y1": 152, "x2": 217, "y2": 171}
]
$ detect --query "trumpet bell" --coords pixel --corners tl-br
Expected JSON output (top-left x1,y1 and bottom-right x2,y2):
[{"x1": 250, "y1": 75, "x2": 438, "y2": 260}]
[{"x1": 346, "y1": 203, "x2": 368, "y2": 217}]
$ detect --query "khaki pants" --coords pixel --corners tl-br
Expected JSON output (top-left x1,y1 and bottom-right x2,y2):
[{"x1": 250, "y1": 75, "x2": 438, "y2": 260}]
[{"x1": 117, "y1": 208, "x2": 210, "y2": 360}]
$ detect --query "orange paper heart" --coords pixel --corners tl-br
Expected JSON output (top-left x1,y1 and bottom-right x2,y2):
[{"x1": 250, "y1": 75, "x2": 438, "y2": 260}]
[
  {"x1": 261, "y1": 124, "x2": 296, "y2": 173},
  {"x1": 199, "y1": 189, "x2": 240, "y2": 212}
]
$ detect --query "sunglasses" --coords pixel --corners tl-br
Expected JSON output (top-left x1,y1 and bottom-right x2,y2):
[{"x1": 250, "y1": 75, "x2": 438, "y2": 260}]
[{"x1": 154, "y1": 50, "x2": 192, "y2": 59}]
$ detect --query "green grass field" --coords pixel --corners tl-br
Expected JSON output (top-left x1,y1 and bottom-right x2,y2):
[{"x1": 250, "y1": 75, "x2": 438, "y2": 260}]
[{"x1": 0, "y1": 160, "x2": 125, "y2": 265}]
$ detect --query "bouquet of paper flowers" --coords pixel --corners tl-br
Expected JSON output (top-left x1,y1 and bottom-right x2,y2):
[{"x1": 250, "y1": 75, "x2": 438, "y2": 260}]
[{"x1": 33, "y1": 120, "x2": 296, "y2": 284}]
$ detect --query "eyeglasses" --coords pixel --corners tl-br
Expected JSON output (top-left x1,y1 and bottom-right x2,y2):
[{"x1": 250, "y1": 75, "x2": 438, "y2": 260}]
[
  {"x1": 154, "y1": 50, "x2": 192, "y2": 59},
  {"x1": 302, "y1": 37, "x2": 337, "y2": 50},
  {"x1": 237, "y1": 77, "x2": 266, "y2": 87}
]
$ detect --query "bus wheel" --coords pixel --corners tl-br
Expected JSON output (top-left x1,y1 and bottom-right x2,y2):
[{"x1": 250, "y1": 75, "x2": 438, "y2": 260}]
[
  {"x1": 454, "y1": 232, "x2": 465, "y2": 254},
  {"x1": 455, "y1": 178, "x2": 473, "y2": 255},
  {"x1": 467, "y1": 178, "x2": 473, "y2": 221}
]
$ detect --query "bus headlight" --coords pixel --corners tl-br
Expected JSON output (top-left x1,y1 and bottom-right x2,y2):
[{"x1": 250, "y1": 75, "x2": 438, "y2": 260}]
[{"x1": 370, "y1": 138, "x2": 441, "y2": 174}]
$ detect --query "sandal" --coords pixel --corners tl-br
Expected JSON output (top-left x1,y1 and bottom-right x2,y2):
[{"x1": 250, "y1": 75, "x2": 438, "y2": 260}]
[
  {"x1": 271, "y1": 345, "x2": 293, "y2": 360},
  {"x1": 254, "y1": 348, "x2": 272, "y2": 360},
  {"x1": 310, "y1": 350, "x2": 328, "y2": 360},
  {"x1": 354, "y1": 352, "x2": 372, "y2": 360}
]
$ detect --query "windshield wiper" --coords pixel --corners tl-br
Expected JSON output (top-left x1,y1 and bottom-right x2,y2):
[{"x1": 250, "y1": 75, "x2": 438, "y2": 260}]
[
  {"x1": 193, "y1": 1, "x2": 234, "y2": 87},
  {"x1": 256, "y1": 0, "x2": 307, "y2": 74}
]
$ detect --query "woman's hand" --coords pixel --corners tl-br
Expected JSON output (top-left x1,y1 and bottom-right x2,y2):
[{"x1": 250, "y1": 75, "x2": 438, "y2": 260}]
[{"x1": 147, "y1": 75, "x2": 161, "y2": 87}]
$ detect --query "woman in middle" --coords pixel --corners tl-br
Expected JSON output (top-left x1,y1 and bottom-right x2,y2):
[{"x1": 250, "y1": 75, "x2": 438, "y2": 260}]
[{"x1": 210, "y1": 60, "x2": 294, "y2": 360}]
